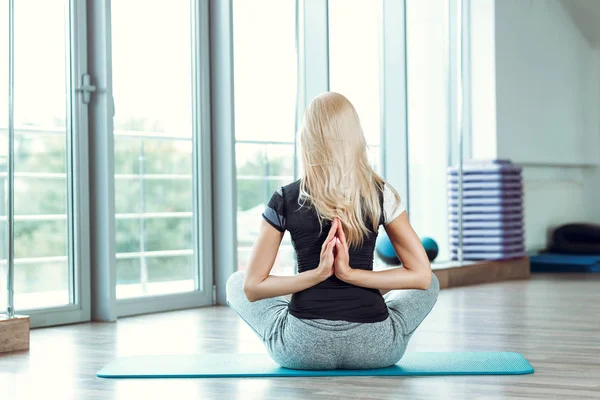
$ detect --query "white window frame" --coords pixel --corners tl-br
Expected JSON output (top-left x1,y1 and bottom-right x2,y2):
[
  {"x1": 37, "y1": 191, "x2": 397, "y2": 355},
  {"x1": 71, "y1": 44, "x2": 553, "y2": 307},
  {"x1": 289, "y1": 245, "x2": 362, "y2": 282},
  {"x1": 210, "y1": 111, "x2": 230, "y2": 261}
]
[
  {"x1": 115, "y1": 0, "x2": 214, "y2": 317},
  {"x1": 2, "y1": 0, "x2": 92, "y2": 328},
  {"x1": 3, "y1": 0, "x2": 475, "y2": 324},
  {"x1": 380, "y1": 0, "x2": 409, "y2": 204},
  {"x1": 213, "y1": 0, "x2": 411, "y2": 300},
  {"x1": 87, "y1": 0, "x2": 213, "y2": 319}
]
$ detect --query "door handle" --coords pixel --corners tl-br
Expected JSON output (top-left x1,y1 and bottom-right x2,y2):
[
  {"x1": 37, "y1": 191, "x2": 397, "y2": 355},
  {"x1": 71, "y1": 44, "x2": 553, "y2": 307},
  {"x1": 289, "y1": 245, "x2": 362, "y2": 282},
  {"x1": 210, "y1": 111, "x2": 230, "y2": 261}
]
[{"x1": 76, "y1": 73, "x2": 96, "y2": 104}]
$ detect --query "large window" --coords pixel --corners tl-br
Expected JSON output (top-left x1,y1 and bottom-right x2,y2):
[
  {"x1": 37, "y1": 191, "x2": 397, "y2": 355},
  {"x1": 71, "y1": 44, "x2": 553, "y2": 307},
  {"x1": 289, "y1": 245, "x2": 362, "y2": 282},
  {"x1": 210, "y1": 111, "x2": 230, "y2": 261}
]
[
  {"x1": 111, "y1": 1, "x2": 202, "y2": 299},
  {"x1": 406, "y1": 0, "x2": 451, "y2": 261},
  {"x1": 1, "y1": 0, "x2": 76, "y2": 310},
  {"x1": 329, "y1": 0, "x2": 382, "y2": 172},
  {"x1": 0, "y1": 0, "x2": 469, "y2": 324},
  {"x1": 233, "y1": 0, "x2": 297, "y2": 275},
  {"x1": 233, "y1": 0, "x2": 387, "y2": 275},
  {"x1": 0, "y1": 2, "x2": 8, "y2": 312}
]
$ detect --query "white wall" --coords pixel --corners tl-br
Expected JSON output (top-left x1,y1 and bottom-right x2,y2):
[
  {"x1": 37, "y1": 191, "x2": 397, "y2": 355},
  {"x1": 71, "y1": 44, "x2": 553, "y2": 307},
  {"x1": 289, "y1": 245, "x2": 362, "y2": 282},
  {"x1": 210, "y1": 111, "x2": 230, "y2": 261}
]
[
  {"x1": 520, "y1": 167, "x2": 591, "y2": 249},
  {"x1": 490, "y1": 0, "x2": 600, "y2": 250},
  {"x1": 495, "y1": 0, "x2": 599, "y2": 166},
  {"x1": 582, "y1": 59, "x2": 600, "y2": 226}
]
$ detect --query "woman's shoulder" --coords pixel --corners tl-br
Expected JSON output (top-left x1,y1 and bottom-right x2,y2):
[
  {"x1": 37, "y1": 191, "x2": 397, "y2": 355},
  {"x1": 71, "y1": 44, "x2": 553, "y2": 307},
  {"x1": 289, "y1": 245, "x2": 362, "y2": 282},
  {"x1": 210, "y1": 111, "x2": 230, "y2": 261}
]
[
  {"x1": 282, "y1": 179, "x2": 388, "y2": 197},
  {"x1": 281, "y1": 179, "x2": 302, "y2": 198}
]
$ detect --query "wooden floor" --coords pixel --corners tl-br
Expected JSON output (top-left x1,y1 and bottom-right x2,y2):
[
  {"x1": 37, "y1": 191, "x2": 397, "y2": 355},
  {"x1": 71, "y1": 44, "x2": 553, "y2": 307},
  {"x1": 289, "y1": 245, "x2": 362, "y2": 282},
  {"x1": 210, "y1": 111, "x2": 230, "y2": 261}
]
[{"x1": 1, "y1": 274, "x2": 599, "y2": 400}]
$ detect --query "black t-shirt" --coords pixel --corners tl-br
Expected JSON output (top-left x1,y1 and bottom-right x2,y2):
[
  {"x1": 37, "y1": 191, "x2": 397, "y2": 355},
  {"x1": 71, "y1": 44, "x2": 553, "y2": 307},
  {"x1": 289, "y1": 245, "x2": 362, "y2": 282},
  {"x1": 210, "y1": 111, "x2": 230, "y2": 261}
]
[{"x1": 262, "y1": 179, "x2": 389, "y2": 323}]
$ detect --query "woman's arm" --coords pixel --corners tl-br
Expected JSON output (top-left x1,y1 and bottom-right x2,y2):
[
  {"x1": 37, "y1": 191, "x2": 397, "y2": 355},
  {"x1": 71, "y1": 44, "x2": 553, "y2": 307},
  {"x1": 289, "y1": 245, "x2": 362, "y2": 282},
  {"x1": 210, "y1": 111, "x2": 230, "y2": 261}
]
[
  {"x1": 243, "y1": 219, "x2": 338, "y2": 302},
  {"x1": 334, "y1": 213, "x2": 432, "y2": 290}
]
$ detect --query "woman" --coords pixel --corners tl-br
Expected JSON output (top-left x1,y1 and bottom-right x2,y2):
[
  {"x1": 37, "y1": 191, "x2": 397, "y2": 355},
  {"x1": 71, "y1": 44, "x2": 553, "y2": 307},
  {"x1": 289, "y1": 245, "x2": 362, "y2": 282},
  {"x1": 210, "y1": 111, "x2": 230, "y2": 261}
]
[{"x1": 227, "y1": 92, "x2": 439, "y2": 370}]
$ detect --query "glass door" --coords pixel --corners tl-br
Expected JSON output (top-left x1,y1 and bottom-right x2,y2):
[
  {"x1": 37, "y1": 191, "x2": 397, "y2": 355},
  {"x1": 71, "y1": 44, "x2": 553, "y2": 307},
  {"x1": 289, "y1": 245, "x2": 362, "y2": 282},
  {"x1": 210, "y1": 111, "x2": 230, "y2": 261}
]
[
  {"x1": 329, "y1": 0, "x2": 382, "y2": 173},
  {"x1": 1, "y1": 0, "x2": 90, "y2": 326},
  {"x1": 0, "y1": 0, "x2": 9, "y2": 314},
  {"x1": 232, "y1": 0, "x2": 298, "y2": 276},
  {"x1": 111, "y1": 0, "x2": 212, "y2": 314},
  {"x1": 406, "y1": 0, "x2": 452, "y2": 262}
]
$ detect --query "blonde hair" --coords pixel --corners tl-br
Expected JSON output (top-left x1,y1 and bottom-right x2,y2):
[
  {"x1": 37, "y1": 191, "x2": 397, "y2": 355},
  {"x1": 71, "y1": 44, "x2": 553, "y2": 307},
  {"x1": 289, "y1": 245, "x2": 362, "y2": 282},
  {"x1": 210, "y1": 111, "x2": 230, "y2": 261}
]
[{"x1": 298, "y1": 92, "x2": 400, "y2": 248}]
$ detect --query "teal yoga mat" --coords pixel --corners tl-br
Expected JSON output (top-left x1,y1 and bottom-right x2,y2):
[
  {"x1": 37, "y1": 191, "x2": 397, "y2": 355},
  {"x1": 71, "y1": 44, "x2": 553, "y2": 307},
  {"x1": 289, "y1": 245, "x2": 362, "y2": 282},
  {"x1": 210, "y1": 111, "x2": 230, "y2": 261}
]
[{"x1": 97, "y1": 352, "x2": 533, "y2": 379}]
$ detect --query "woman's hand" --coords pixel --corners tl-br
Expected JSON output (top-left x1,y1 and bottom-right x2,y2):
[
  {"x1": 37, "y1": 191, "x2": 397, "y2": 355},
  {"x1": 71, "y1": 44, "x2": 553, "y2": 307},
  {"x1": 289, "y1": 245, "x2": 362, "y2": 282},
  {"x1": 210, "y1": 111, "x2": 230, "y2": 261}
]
[
  {"x1": 333, "y1": 218, "x2": 353, "y2": 281},
  {"x1": 315, "y1": 218, "x2": 339, "y2": 281},
  {"x1": 334, "y1": 212, "x2": 433, "y2": 291},
  {"x1": 242, "y1": 219, "x2": 339, "y2": 302}
]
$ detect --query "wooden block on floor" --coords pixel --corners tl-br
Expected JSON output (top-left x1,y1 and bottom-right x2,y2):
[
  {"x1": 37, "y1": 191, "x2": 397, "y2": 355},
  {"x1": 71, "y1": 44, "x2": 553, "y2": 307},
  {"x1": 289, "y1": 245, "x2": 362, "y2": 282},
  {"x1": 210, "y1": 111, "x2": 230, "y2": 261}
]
[
  {"x1": 0, "y1": 315, "x2": 30, "y2": 353},
  {"x1": 434, "y1": 269, "x2": 450, "y2": 289},
  {"x1": 433, "y1": 257, "x2": 531, "y2": 289}
]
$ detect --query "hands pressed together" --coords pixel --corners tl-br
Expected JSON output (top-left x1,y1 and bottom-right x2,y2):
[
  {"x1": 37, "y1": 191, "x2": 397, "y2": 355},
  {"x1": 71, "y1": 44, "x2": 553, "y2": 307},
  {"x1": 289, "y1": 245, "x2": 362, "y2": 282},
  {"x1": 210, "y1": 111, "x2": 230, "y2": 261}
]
[{"x1": 316, "y1": 218, "x2": 354, "y2": 282}]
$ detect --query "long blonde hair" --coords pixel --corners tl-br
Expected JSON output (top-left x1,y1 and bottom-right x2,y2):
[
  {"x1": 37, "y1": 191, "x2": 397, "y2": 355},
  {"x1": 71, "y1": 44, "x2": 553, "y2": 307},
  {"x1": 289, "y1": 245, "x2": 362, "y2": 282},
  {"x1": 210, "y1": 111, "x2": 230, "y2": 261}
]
[{"x1": 299, "y1": 92, "x2": 400, "y2": 248}]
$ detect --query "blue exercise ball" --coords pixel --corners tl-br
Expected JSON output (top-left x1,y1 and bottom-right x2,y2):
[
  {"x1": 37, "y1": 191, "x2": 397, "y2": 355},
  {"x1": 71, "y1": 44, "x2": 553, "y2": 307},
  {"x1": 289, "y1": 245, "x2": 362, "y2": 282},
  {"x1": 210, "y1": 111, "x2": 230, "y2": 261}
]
[
  {"x1": 377, "y1": 235, "x2": 439, "y2": 264},
  {"x1": 421, "y1": 237, "x2": 439, "y2": 262},
  {"x1": 376, "y1": 233, "x2": 401, "y2": 265}
]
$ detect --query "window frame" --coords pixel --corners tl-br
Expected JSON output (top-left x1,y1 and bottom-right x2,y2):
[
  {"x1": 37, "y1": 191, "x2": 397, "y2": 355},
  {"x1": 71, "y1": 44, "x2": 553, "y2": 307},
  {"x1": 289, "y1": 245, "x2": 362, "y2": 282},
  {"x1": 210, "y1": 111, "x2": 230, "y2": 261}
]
[
  {"x1": 84, "y1": 0, "x2": 213, "y2": 320},
  {"x1": 2, "y1": 0, "x2": 471, "y2": 323},
  {"x1": 113, "y1": 0, "x2": 214, "y2": 316},
  {"x1": 3, "y1": 0, "x2": 92, "y2": 328}
]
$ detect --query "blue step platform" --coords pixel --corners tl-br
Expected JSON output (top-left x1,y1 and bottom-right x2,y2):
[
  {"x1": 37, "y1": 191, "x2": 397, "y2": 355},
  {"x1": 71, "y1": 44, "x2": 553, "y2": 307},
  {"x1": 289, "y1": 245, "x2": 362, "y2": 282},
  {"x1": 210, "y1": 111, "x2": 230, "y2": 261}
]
[{"x1": 530, "y1": 253, "x2": 600, "y2": 273}]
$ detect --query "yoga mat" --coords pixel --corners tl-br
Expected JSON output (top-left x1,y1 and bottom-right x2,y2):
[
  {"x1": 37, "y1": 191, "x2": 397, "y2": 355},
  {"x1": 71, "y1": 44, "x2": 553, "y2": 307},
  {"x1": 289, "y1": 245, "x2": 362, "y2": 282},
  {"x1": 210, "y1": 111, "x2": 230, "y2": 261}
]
[
  {"x1": 530, "y1": 253, "x2": 600, "y2": 273},
  {"x1": 448, "y1": 163, "x2": 522, "y2": 175},
  {"x1": 451, "y1": 250, "x2": 527, "y2": 260},
  {"x1": 448, "y1": 174, "x2": 521, "y2": 183},
  {"x1": 97, "y1": 352, "x2": 534, "y2": 379},
  {"x1": 448, "y1": 181, "x2": 523, "y2": 190},
  {"x1": 449, "y1": 213, "x2": 524, "y2": 222},
  {"x1": 450, "y1": 244, "x2": 525, "y2": 253},
  {"x1": 448, "y1": 205, "x2": 523, "y2": 214},
  {"x1": 449, "y1": 228, "x2": 525, "y2": 238},
  {"x1": 450, "y1": 236, "x2": 523, "y2": 245},
  {"x1": 449, "y1": 197, "x2": 522, "y2": 206},
  {"x1": 448, "y1": 189, "x2": 522, "y2": 199},
  {"x1": 449, "y1": 220, "x2": 524, "y2": 230}
]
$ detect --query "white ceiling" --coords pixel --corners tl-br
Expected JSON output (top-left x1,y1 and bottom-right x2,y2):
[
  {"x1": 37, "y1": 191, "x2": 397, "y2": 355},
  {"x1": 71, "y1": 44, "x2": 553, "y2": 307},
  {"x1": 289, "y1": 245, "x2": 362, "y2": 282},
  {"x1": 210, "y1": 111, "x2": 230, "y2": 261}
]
[{"x1": 561, "y1": 0, "x2": 600, "y2": 48}]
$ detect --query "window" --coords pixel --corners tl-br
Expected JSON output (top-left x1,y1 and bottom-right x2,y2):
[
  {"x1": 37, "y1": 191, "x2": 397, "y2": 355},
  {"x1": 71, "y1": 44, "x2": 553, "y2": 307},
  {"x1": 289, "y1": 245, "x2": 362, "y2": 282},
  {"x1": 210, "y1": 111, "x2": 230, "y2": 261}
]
[
  {"x1": 111, "y1": 0, "x2": 203, "y2": 299},
  {"x1": 0, "y1": 0, "x2": 75, "y2": 310},
  {"x1": 406, "y1": 0, "x2": 451, "y2": 261},
  {"x1": 233, "y1": 0, "x2": 297, "y2": 275},
  {"x1": 329, "y1": 0, "x2": 382, "y2": 172},
  {"x1": 0, "y1": 1, "x2": 8, "y2": 312}
]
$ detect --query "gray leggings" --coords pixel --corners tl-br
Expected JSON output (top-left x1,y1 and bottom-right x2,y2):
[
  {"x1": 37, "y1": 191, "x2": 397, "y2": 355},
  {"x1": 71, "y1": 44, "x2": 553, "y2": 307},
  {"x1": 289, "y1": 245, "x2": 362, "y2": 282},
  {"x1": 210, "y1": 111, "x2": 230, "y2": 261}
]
[{"x1": 226, "y1": 271, "x2": 439, "y2": 370}]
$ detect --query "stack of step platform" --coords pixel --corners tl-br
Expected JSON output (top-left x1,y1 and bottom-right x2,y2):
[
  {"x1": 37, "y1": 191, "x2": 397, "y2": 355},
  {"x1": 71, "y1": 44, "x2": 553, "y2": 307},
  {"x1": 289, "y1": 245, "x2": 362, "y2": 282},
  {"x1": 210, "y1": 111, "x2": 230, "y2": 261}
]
[{"x1": 448, "y1": 160, "x2": 525, "y2": 261}]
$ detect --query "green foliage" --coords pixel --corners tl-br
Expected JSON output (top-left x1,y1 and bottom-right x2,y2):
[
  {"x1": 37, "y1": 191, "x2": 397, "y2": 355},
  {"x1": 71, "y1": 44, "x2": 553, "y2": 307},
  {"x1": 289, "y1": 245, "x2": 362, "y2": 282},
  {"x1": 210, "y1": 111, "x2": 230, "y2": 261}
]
[
  {"x1": 236, "y1": 151, "x2": 291, "y2": 212},
  {"x1": 2, "y1": 123, "x2": 294, "y2": 294}
]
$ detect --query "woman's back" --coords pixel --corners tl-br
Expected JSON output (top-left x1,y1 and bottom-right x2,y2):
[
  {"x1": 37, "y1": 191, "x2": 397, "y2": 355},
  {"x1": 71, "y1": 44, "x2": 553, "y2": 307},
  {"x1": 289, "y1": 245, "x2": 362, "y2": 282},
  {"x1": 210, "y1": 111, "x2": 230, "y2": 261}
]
[
  {"x1": 228, "y1": 92, "x2": 437, "y2": 370},
  {"x1": 263, "y1": 179, "x2": 397, "y2": 322}
]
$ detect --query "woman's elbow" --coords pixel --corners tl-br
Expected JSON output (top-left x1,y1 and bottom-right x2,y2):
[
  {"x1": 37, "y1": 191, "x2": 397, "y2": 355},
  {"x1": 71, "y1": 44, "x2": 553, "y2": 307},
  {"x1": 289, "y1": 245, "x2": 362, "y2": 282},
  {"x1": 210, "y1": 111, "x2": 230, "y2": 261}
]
[
  {"x1": 417, "y1": 270, "x2": 433, "y2": 290},
  {"x1": 243, "y1": 281, "x2": 260, "y2": 302}
]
